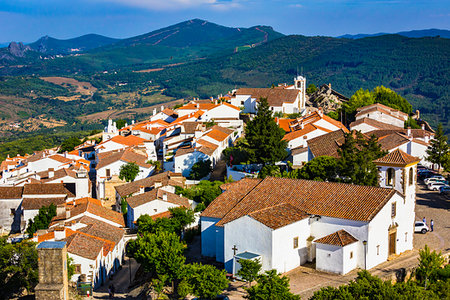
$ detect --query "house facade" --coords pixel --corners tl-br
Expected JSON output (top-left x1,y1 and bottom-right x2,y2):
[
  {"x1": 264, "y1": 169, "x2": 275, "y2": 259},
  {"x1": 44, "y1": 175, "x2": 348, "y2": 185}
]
[{"x1": 201, "y1": 149, "x2": 419, "y2": 275}]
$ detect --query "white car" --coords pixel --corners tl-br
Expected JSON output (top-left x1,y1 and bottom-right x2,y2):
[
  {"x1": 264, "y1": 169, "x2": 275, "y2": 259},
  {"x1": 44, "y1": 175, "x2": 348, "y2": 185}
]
[
  {"x1": 414, "y1": 222, "x2": 429, "y2": 234},
  {"x1": 428, "y1": 182, "x2": 449, "y2": 191},
  {"x1": 424, "y1": 176, "x2": 445, "y2": 185}
]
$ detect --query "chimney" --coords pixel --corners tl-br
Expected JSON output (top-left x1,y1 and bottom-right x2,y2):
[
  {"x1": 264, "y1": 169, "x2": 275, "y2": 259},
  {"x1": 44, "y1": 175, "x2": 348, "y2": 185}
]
[
  {"x1": 407, "y1": 126, "x2": 411, "y2": 138},
  {"x1": 276, "y1": 118, "x2": 279, "y2": 125},
  {"x1": 132, "y1": 120, "x2": 135, "y2": 125},
  {"x1": 318, "y1": 107, "x2": 323, "y2": 117},
  {"x1": 64, "y1": 151, "x2": 67, "y2": 158},
  {"x1": 48, "y1": 168, "x2": 54, "y2": 178},
  {"x1": 421, "y1": 124, "x2": 425, "y2": 130},
  {"x1": 416, "y1": 109, "x2": 420, "y2": 119},
  {"x1": 65, "y1": 207, "x2": 71, "y2": 219},
  {"x1": 425, "y1": 134, "x2": 430, "y2": 144},
  {"x1": 56, "y1": 204, "x2": 65, "y2": 216},
  {"x1": 161, "y1": 105, "x2": 164, "y2": 111},
  {"x1": 196, "y1": 103, "x2": 200, "y2": 109},
  {"x1": 210, "y1": 97, "x2": 214, "y2": 102},
  {"x1": 154, "y1": 181, "x2": 162, "y2": 189},
  {"x1": 162, "y1": 193, "x2": 168, "y2": 201},
  {"x1": 153, "y1": 108, "x2": 157, "y2": 116},
  {"x1": 139, "y1": 186, "x2": 144, "y2": 194},
  {"x1": 300, "y1": 122, "x2": 304, "y2": 130}
]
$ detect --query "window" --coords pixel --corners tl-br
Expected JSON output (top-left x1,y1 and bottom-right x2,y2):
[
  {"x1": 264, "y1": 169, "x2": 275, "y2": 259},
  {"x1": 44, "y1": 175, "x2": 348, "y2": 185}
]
[
  {"x1": 75, "y1": 264, "x2": 82, "y2": 273},
  {"x1": 106, "y1": 169, "x2": 111, "y2": 177},
  {"x1": 350, "y1": 251, "x2": 353, "y2": 259},
  {"x1": 405, "y1": 233, "x2": 408, "y2": 242},
  {"x1": 409, "y1": 168, "x2": 414, "y2": 186},
  {"x1": 10, "y1": 208, "x2": 15, "y2": 215},
  {"x1": 377, "y1": 245, "x2": 380, "y2": 255},
  {"x1": 386, "y1": 168, "x2": 395, "y2": 186},
  {"x1": 391, "y1": 202, "x2": 396, "y2": 218},
  {"x1": 293, "y1": 237, "x2": 299, "y2": 249}
]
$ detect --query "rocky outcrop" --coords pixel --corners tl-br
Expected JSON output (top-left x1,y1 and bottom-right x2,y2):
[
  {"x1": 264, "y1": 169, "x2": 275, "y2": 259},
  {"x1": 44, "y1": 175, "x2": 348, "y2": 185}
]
[
  {"x1": 306, "y1": 83, "x2": 349, "y2": 114},
  {"x1": 7, "y1": 42, "x2": 31, "y2": 57}
]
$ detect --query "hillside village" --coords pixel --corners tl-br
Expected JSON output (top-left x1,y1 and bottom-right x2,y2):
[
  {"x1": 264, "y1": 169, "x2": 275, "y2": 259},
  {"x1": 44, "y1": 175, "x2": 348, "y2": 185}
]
[{"x1": 0, "y1": 75, "x2": 448, "y2": 299}]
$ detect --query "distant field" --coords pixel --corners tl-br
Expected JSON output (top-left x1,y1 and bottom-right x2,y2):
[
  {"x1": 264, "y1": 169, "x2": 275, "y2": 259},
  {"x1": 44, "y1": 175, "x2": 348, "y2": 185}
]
[
  {"x1": 40, "y1": 76, "x2": 97, "y2": 99},
  {"x1": 134, "y1": 68, "x2": 164, "y2": 73}
]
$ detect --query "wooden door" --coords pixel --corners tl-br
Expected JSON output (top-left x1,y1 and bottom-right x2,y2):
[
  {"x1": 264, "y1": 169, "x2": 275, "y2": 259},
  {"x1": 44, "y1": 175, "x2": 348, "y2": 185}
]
[{"x1": 389, "y1": 232, "x2": 396, "y2": 255}]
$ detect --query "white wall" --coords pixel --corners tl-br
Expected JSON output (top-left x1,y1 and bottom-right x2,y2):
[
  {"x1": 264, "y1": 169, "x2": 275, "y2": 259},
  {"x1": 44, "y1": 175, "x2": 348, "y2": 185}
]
[
  {"x1": 271, "y1": 218, "x2": 310, "y2": 273},
  {"x1": 356, "y1": 111, "x2": 404, "y2": 128},
  {"x1": 292, "y1": 151, "x2": 309, "y2": 167},
  {"x1": 128, "y1": 199, "x2": 180, "y2": 228},
  {"x1": 204, "y1": 105, "x2": 240, "y2": 120},
  {"x1": 316, "y1": 244, "x2": 343, "y2": 274},
  {"x1": 174, "y1": 151, "x2": 209, "y2": 177},
  {"x1": 224, "y1": 216, "x2": 272, "y2": 273},
  {"x1": 201, "y1": 216, "x2": 220, "y2": 258},
  {"x1": 350, "y1": 123, "x2": 378, "y2": 134}
]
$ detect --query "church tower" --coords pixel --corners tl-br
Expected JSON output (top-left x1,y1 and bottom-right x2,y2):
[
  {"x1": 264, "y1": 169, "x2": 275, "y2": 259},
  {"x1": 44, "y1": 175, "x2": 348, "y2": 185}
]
[{"x1": 294, "y1": 75, "x2": 306, "y2": 110}]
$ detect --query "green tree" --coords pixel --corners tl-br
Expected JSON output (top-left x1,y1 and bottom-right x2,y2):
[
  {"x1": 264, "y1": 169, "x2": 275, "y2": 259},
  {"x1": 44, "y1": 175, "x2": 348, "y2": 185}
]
[
  {"x1": 0, "y1": 238, "x2": 38, "y2": 299},
  {"x1": 129, "y1": 231, "x2": 186, "y2": 286},
  {"x1": 115, "y1": 119, "x2": 127, "y2": 130},
  {"x1": 59, "y1": 136, "x2": 81, "y2": 153},
  {"x1": 306, "y1": 83, "x2": 317, "y2": 94},
  {"x1": 182, "y1": 263, "x2": 229, "y2": 300},
  {"x1": 67, "y1": 254, "x2": 76, "y2": 280},
  {"x1": 189, "y1": 159, "x2": 212, "y2": 180},
  {"x1": 298, "y1": 156, "x2": 338, "y2": 182},
  {"x1": 337, "y1": 132, "x2": 386, "y2": 186},
  {"x1": 147, "y1": 160, "x2": 162, "y2": 172},
  {"x1": 169, "y1": 207, "x2": 195, "y2": 235},
  {"x1": 26, "y1": 203, "x2": 57, "y2": 236},
  {"x1": 119, "y1": 162, "x2": 140, "y2": 182},
  {"x1": 443, "y1": 153, "x2": 450, "y2": 172},
  {"x1": 245, "y1": 269, "x2": 299, "y2": 300},
  {"x1": 426, "y1": 123, "x2": 449, "y2": 170},
  {"x1": 415, "y1": 245, "x2": 445, "y2": 289},
  {"x1": 237, "y1": 259, "x2": 262, "y2": 287},
  {"x1": 245, "y1": 97, "x2": 287, "y2": 164},
  {"x1": 175, "y1": 180, "x2": 223, "y2": 208},
  {"x1": 258, "y1": 164, "x2": 281, "y2": 178}
]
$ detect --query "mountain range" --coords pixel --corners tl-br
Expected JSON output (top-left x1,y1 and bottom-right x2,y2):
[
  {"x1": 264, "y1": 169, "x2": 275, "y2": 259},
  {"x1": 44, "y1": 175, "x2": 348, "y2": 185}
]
[
  {"x1": 0, "y1": 19, "x2": 448, "y2": 136},
  {"x1": 339, "y1": 29, "x2": 450, "y2": 39}
]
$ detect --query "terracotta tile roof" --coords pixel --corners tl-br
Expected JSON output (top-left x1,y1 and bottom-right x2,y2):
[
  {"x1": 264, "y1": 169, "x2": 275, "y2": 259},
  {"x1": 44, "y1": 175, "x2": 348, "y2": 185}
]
[
  {"x1": 307, "y1": 129, "x2": 347, "y2": 158},
  {"x1": 201, "y1": 178, "x2": 262, "y2": 219},
  {"x1": 204, "y1": 126, "x2": 233, "y2": 142},
  {"x1": 150, "y1": 211, "x2": 172, "y2": 220},
  {"x1": 314, "y1": 230, "x2": 358, "y2": 247},
  {"x1": 177, "y1": 102, "x2": 218, "y2": 111},
  {"x1": 48, "y1": 155, "x2": 73, "y2": 164},
  {"x1": 0, "y1": 186, "x2": 23, "y2": 199},
  {"x1": 23, "y1": 183, "x2": 75, "y2": 197},
  {"x1": 172, "y1": 110, "x2": 205, "y2": 125},
  {"x1": 175, "y1": 146, "x2": 195, "y2": 157},
  {"x1": 162, "y1": 108, "x2": 177, "y2": 116},
  {"x1": 182, "y1": 122, "x2": 204, "y2": 134},
  {"x1": 115, "y1": 171, "x2": 185, "y2": 197},
  {"x1": 37, "y1": 231, "x2": 55, "y2": 242},
  {"x1": 38, "y1": 168, "x2": 77, "y2": 182},
  {"x1": 99, "y1": 135, "x2": 149, "y2": 147},
  {"x1": 64, "y1": 232, "x2": 105, "y2": 260},
  {"x1": 350, "y1": 118, "x2": 404, "y2": 131},
  {"x1": 236, "y1": 88, "x2": 299, "y2": 107},
  {"x1": 373, "y1": 148, "x2": 420, "y2": 166},
  {"x1": 377, "y1": 132, "x2": 410, "y2": 151},
  {"x1": 290, "y1": 111, "x2": 347, "y2": 131},
  {"x1": 249, "y1": 203, "x2": 309, "y2": 230},
  {"x1": 96, "y1": 148, "x2": 151, "y2": 169},
  {"x1": 276, "y1": 118, "x2": 296, "y2": 132},
  {"x1": 196, "y1": 139, "x2": 219, "y2": 151},
  {"x1": 222, "y1": 102, "x2": 240, "y2": 111},
  {"x1": 283, "y1": 123, "x2": 326, "y2": 142},
  {"x1": 77, "y1": 216, "x2": 124, "y2": 244},
  {"x1": 291, "y1": 146, "x2": 308, "y2": 156},
  {"x1": 356, "y1": 103, "x2": 408, "y2": 121},
  {"x1": 57, "y1": 197, "x2": 125, "y2": 227},
  {"x1": 367, "y1": 129, "x2": 433, "y2": 139},
  {"x1": 127, "y1": 189, "x2": 189, "y2": 209},
  {"x1": 209, "y1": 177, "x2": 396, "y2": 226},
  {"x1": 22, "y1": 197, "x2": 67, "y2": 210}
]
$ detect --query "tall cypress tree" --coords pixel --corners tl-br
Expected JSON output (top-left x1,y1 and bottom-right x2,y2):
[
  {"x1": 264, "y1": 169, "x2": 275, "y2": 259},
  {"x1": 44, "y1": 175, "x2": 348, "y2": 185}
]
[
  {"x1": 426, "y1": 123, "x2": 449, "y2": 170},
  {"x1": 245, "y1": 98, "x2": 287, "y2": 164}
]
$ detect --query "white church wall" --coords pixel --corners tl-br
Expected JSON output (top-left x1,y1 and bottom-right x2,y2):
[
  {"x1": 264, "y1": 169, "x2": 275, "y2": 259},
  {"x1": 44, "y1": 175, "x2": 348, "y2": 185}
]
[
  {"x1": 315, "y1": 243, "x2": 343, "y2": 274},
  {"x1": 201, "y1": 216, "x2": 220, "y2": 258}
]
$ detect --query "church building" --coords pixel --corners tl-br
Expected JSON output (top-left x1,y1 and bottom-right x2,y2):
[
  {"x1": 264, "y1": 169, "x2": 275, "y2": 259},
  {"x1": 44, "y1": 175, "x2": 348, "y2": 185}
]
[{"x1": 200, "y1": 149, "x2": 419, "y2": 275}]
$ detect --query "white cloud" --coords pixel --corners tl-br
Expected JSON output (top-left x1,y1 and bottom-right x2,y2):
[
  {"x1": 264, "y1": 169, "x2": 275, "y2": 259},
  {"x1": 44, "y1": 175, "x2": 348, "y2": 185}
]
[{"x1": 96, "y1": 0, "x2": 240, "y2": 11}]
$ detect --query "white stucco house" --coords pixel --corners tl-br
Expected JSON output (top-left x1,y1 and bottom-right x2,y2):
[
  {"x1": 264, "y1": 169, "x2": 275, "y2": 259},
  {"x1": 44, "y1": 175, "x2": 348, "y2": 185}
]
[
  {"x1": 95, "y1": 148, "x2": 154, "y2": 200},
  {"x1": 126, "y1": 188, "x2": 191, "y2": 228},
  {"x1": 354, "y1": 103, "x2": 408, "y2": 129},
  {"x1": 231, "y1": 76, "x2": 306, "y2": 114},
  {"x1": 201, "y1": 149, "x2": 419, "y2": 275}
]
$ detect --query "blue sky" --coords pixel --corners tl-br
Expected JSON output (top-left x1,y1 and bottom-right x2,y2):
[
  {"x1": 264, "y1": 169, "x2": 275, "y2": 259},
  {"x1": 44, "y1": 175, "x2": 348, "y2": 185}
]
[{"x1": 0, "y1": 0, "x2": 448, "y2": 42}]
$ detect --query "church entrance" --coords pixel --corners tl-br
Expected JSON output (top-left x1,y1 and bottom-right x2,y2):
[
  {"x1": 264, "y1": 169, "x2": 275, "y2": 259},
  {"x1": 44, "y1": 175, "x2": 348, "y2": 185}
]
[{"x1": 388, "y1": 231, "x2": 396, "y2": 255}]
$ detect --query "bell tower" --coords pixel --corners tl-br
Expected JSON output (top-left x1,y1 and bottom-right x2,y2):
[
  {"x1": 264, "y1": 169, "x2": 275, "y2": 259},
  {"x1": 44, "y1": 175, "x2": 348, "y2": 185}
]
[{"x1": 294, "y1": 75, "x2": 306, "y2": 110}]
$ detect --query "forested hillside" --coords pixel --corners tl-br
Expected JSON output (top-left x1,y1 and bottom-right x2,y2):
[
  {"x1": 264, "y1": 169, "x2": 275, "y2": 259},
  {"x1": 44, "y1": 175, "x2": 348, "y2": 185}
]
[{"x1": 144, "y1": 34, "x2": 449, "y2": 134}]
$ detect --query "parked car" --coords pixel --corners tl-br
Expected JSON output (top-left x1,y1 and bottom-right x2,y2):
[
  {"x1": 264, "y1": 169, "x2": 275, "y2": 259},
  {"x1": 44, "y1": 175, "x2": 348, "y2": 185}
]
[
  {"x1": 424, "y1": 176, "x2": 446, "y2": 185},
  {"x1": 428, "y1": 182, "x2": 449, "y2": 191},
  {"x1": 414, "y1": 221, "x2": 429, "y2": 234},
  {"x1": 439, "y1": 186, "x2": 450, "y2": 194}
]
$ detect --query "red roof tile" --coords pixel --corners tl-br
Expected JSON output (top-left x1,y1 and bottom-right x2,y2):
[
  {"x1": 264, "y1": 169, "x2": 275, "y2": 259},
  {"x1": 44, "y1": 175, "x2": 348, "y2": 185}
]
[
  {"x1": 314, "y1": 230, "x2": 358, "y2": 247},
  {"x1": 373, "y1": 148, "x2": 420, "y2": 166}
]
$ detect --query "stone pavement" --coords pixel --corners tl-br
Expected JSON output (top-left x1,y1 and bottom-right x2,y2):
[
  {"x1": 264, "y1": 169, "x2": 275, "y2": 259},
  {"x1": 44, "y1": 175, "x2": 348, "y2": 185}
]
[{"x1": 91, "y1": 257, "x2": 139, "y2": 299}]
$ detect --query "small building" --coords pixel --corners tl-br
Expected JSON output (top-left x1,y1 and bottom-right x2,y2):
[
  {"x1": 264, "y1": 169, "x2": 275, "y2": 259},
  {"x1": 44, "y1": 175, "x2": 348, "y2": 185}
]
[{"x1": 354, "y1": 103, "x2": 408, "y2": 129}]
